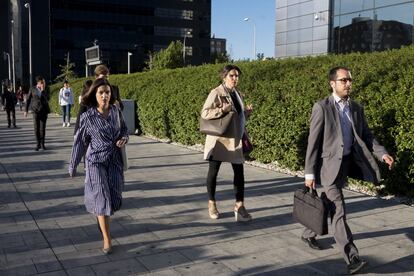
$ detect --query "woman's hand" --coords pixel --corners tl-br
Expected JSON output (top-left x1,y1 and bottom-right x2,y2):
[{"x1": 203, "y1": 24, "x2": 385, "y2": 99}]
[
  {"x1": 116, "y1": 137, "x2": 128, "y2": 148},
  {"x1": 245, "y1": 104, "x2": 253, "y2": 117},
  {"x1": 221, "y1": 102, "x2": 232, "y2": 113}
]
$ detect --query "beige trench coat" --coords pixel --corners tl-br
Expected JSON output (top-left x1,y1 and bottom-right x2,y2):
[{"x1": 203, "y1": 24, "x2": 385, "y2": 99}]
[{"x1": 201, "y1": 84, "x2": 246, "y2": 164}]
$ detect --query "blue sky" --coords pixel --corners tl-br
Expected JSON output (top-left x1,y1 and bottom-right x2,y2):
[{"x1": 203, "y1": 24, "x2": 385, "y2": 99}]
[{"x1": 212, "y1": 0, "x2": 275, "y2": 60}]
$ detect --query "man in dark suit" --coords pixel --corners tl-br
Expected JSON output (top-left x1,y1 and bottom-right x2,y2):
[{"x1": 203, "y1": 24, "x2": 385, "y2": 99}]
[
  {"x1": 302, "y1": 67, "x2": 394, "y2": 274},
  {"x1": 1, "y1": 85, "x2": 17, "y2": 128},
  {"x1": 24, "y1": 76, "x2": 50, "y2": 151}
]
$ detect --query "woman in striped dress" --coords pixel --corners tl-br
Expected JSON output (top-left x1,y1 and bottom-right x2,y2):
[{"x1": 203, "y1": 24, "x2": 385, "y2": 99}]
[{"x1": 69, "y1": 78, "x2": 128, "y2": 254}]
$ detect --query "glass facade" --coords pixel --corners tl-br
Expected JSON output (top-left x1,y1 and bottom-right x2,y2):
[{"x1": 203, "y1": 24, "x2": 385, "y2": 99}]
[
  {"x1": 275, "y1": 0, "x2": 414, "y2": 58},
  {"x1": 275, "y1": 0, "x2": 330, "y2": 57},
  {"x1": 331, "y1": 0, "x2": 414, "y2": 53}
]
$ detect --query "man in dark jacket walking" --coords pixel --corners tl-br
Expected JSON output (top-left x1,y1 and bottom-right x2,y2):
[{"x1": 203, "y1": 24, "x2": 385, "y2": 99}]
[
  {"x1": 1, "y1": 85, "x2": 17, "y2": 128},
  {"x1": 24, "y1": 76, "x2": 50, "y2": 151}
]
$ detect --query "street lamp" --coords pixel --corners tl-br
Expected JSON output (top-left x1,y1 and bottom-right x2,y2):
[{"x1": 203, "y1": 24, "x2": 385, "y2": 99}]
[
  {"x1": 243, "y1": 17, "x2": 256, "y2": 60},
  {"x1": 183, "y1": 31, "x2": 191, "y2": 65},
  {"x1": 24, "y1": 3, "x2": 32, "y2": 87},
  {"x1": 3, "y1": 52, "x2": 11, "y2": 81},
  {"x1": 127, "y1": 52, "x2": 132, "y2": 74},
  {"x1": 11, "y1": 19, "x2": 16, "y2": 92}
]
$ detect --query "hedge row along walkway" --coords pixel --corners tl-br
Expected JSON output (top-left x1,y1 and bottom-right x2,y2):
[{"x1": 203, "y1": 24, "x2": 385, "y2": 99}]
[{"x1": 1, "y1": 110, "x2": 414, "y2": 275}]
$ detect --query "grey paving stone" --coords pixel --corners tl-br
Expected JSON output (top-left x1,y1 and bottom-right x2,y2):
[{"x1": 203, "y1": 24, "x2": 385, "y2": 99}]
[
  {"x1": 66, "y1": 266, "x2": 96, "y2": 276},
  {"x1": 57, "y1": 249, "x2": 109, "y2": 269},
  {"x1": 92, "y1": 258, "x2": 148, "y2": 275},
  {"x1": 173, "y1": 261, "x2": 234, "y2": 275},
  {"x1": 137, "y1": 251, "x2": 192, "y2": 271},
  {"x1": 0, "y1": 264, "x2": 37, "y2": 276}
]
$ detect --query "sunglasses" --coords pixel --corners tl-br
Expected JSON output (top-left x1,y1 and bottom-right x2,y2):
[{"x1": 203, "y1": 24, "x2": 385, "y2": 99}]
[{"x1": 336, "y1": 78, "x2": 352, "y2": 84}]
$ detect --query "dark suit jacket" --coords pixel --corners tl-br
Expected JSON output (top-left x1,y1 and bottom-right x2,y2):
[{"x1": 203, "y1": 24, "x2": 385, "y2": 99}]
[
  {"x1": 26, "y1": 86, "x2": 50, "y2": 114},
  {"x1": 305, "y1": 96, "x2": 388, "y2": 185}
]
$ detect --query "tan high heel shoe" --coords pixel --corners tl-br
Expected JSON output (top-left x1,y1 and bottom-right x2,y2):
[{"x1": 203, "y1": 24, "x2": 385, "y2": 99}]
[
  {"x1": 234, "y1": 205, "x2": 252, "y2": 222},
  {"x1": 208, "y1": 201, "x2": 220, "y2": 219}
]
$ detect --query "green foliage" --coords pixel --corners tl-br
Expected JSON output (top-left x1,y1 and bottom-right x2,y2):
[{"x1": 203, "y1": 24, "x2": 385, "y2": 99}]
[
  {"x1": 211, "y1": 51, "x2": 230, "y2": 64},
  {"x1": 49, "y1": 46, "x2": 414, "y2": 197},
  {"x1": 54, "y1": 54, "x2": 77, "y2": 82},
  {"x1": 147, "y1": 41, "x2": 184, "y2": 70}
]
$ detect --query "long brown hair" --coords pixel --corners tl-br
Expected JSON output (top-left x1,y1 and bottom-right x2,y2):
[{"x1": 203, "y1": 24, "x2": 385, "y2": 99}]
[{"x1": 81, "y1": 78, "x2": 115, "y2": 107}]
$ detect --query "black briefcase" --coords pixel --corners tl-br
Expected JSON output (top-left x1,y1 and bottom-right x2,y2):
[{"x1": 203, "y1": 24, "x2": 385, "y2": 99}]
[{"x1": 292, "y1": 187, "x2": 329, "y2": 235}]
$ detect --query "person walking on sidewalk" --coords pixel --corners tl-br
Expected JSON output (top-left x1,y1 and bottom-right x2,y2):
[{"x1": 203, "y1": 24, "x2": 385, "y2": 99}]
[
  {"x1": 59, "y1": 80, "x2": 74, "y2": 127},
  {"x1": 94, "y1": 64, "x2": 123, "y2": 111},
  {"x1": 1, "y1": 85, "x2": 17, "y2": 128},
  {"x1": 302, "y1": 66, "x2": 394, "y2": 274},
  {"x1": 201, "y1": 64, "x2": 253, "y2": 222},
  {"x1": 24, "y1": 76, "x2": 50, "y2": 151},
  {"x1": 69, "y1": 78, "x2": 128, "y2": 255},
  {"x1": 16, "y1": 86, "x2": 24, "y2": 111}
]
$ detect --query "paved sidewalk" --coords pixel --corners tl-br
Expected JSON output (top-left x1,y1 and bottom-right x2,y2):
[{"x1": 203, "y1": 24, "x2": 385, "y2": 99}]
[{"x1": 0, "y1": 110, "x2": 413, "y2": 276}]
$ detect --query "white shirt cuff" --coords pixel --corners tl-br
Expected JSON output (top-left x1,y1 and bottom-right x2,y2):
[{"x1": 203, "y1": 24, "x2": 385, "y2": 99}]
[{"x1": 305, "y1": 174, "x2": 315, "y2": 180}]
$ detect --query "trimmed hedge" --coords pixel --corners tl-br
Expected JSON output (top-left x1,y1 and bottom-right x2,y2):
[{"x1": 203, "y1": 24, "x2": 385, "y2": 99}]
[{"x1": 50, "y1": 46, "x2": 414, "y2": 197}]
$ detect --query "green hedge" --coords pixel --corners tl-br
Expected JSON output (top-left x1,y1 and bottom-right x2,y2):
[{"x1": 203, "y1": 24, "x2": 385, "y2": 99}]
[{"x1": 50, "y1": 46, "x2": 414, "y2": 197}]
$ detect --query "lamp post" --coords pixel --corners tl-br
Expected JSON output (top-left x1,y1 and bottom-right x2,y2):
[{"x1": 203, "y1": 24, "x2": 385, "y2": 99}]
[
  {"x1": 243, "y1": 17, "x2": 256, "y2": 60},
  {"x1": 3, "y1": 52, "x2": 11, "y2": 81},
  {"x1": 24, "y1": 3, "x2": 32, "y2": 87},
  {"x1": 11, "y1": 19, "x2": 16, "y2": 92},
  {"x1": 127, "y1": 52, "x2": 132, "y2": 74},
  {"x1": 183, "y1": 31, "x2": 191, "y2": 65}
]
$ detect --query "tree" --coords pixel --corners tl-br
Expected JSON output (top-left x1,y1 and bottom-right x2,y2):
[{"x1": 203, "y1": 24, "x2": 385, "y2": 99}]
[
  {"x1": 147, "y1": 41, "x2": 184, "y2": 70},
  {"x1": 54, "y1": 52, "x2": 77, "y2": 82},
  {"x1": 211, "y1": 51, "x2": 230, "y2": 64},
  {"x1": 256, "y1": 53, "x2": 265, "y2": 60}
]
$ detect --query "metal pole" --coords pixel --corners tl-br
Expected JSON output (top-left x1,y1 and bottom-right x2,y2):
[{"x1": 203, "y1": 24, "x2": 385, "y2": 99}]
[
  {"x1": 11, "y1": 20, "x2": 16, "y2": 92},
  {"x1": 4, "y1": 52, "x2": 11, "y2": 81},
  {"x1": 253, "y1": 22, "x2": 256, "y2": 60},
  {"x1": 183, "y1": 35, "x2": 187, "y2": 65},
  {"x1": 127, "y1": 52, "x2": 132, "y2": 74},
  {"x1": 25, "y1": 3, "x2": 32, "y2": 87}
]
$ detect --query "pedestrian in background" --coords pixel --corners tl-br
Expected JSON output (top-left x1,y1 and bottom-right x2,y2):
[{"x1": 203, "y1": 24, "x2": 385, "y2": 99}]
[
  {"x1": 16, "y1": 86, "x2": 24, "y2": 111},
  {"x1": 59, "y1": 80, "x2": 74, "y2": 127},
  {"x1": 302, "y1": 66, "x2": 394, "y2": 274},
  {"x1": 24, "y1": 76, "x2": 50, "y2": 151},
  {"x1": 94, "y1": 64, "x2": 124, "y2": 110},
  {"x1": 201, "y1": 64, "x2": 253, "y2": 222},
  {"x1": 1, "y1": 85, "x2": 17, "y2": 128},
  {"x1": 69, "y1": 78, "x2": 128, "y2": 255},
  {"x1": 74, "y1": 79, "x2": 93, "y2": 135}
]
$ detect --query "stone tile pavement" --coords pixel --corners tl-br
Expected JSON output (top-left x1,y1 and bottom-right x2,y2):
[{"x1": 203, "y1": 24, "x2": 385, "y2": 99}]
[{"x1": 0, "y1": 110, "x2": 413, "y2": 275}]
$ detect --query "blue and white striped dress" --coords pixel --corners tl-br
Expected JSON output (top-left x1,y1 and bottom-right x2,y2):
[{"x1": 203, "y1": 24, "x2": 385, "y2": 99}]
[{"x1": 69, "y1": 105, "x2": 128, "y2": 216}]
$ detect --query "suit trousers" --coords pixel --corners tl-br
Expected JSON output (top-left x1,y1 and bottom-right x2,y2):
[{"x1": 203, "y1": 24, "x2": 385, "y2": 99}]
[
  {"x1": 33, "y1": 112, "x2": 48, "y2": 146},
  {"x1": 302, "y1": 155, "x2": 358, "y2": 264},
  {"x1": 6, "y1": 108, "x2": 16, "y2": 127}
]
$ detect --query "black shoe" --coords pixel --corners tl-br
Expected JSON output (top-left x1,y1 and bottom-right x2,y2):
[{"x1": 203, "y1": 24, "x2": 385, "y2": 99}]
[
  {"x1": 7, "y1": 125, "x2": 10, "y2": 128},
  {"x1": 301, "y1": 236, "x2": 322, "y2": 250},
  {"x1": 41, "y1": 144, "x2": 46, "y2": 150},
  {"x1": 347, "y1": 256, "x2": 367, "y2": 275},
  {"x1": 13, "y1": 125, "x2": 17, "y2": 128},
  {"x1": 35, "y1": 145, "x2": 40, "y2": 151}
]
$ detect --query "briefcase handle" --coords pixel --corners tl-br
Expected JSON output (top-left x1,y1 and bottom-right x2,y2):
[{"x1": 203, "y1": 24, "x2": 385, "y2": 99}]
[{"x1": 301, "y1": 187, "x2": 319, "y2": 198}]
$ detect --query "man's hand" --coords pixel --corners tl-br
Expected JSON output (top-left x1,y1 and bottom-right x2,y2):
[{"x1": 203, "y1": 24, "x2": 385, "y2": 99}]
[
  {"x1": 305, "y1": 179, "x2": 316, "y2": 190},
  {"x1": 245, "y1": 104, "x2": 253, "y2": 117},
  {"x1": 383, "y1": 154, "x2": 394, "y2": 170},
  {"x1": 24, "y1": 112, "x2": 27, "y2": 117}
]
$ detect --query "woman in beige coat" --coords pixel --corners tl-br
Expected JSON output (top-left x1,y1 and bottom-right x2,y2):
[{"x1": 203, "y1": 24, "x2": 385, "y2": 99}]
[{"x1": 201, "y1": 64, "x2": 253, "y2": 222}]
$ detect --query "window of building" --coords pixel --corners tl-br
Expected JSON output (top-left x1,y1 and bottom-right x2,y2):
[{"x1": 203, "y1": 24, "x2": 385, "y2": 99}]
[{"x1": 155, "y1": 8, "x2": 193, "y2": 20}]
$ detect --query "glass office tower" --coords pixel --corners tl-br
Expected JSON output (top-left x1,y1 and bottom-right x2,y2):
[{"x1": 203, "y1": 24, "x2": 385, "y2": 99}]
[
  {"x1": 275, "y1": 0, "x2": 414, "y2": 57},
  {"x1": 1, "y1": 0, "x2": 211, "y2": 84}
]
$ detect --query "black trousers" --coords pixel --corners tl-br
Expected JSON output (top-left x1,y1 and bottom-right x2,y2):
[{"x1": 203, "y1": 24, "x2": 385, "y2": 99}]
[
  {"x1": 33, "y1": 112, "x2": 48, "y2": 146},
  {"x1": 206, "y1": 159, "x2": 245, "y2": 202},
  {"x1": 6, "y1": 108, "x2": 16, "y2": 127}
]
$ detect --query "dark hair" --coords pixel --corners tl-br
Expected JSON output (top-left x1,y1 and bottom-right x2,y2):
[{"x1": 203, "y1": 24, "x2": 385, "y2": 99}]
[
  {"x1": 82, "y1": 78, "x2": 115, "y2": 107},
  {"x1": 35, "y1": 76, "x2": 45, "y2": 83},
  {"x1": 94, "y1": 64, "x2": 109, "y2": 77},
  {"x1": 63, "y1": 80, "x2": 69, "y2": 84},
  {"x1": 328, "y1": 66, "x2": 350, "y2": 81},
  {"x1": 81, "y1": 79, "x2": 93, "y2": 96},
  {"x1": 220, "y1": 64, "x2": 242, "y2": 80}
]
